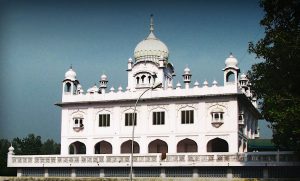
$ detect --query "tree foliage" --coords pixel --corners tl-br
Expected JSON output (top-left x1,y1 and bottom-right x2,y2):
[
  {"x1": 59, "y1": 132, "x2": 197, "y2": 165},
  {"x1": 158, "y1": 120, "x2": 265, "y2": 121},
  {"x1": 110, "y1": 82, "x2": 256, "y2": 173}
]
[
  {"x1": 248, "y1": 0, "x2": 300, "y2": 151},
  {"x1": 12, "y1": 134, "x2": 42, "y2": 155},
  {"x1": 0, "y1": 139, "x2": 10, "y2": 169},
  {"x1": 41, "y1": 139, "x2": 60, "y2": 155}
]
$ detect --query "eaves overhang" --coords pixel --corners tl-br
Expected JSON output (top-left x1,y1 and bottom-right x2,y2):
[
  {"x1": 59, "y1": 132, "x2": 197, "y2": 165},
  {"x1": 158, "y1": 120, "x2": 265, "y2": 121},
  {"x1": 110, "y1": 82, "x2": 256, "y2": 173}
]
[{"x1": 55, "y1": 93, "x2": 251, "y2": 108}]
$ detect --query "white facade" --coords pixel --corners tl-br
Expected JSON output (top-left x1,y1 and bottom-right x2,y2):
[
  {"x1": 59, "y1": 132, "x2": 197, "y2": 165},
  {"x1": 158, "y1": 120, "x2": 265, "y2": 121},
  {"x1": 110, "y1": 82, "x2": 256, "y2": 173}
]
[{"x1": 58, "y1": 16, "x2": 260, "y2": 157}]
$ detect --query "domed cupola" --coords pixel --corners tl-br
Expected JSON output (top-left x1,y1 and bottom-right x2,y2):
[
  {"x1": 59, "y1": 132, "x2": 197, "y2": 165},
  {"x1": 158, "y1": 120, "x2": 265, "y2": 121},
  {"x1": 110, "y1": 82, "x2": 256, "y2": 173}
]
[
  {"x1": 134, "y1": 15, "x2": 169, "y2": 63},
  {"x1": 127, "y1": 15, "x2": 174, "y2": 91},
  {"x1": 99, "y1": 74, "x2": 108, "y2": 94},
  {"x1": 225, "y1": 53, "x2": 238, "y2": 69},
  {"x1": 62, "y1": 66, "x2": 80, "y2": 96},
  {"x1": 64, "y1": 67, "x2": 77, "y2": 81},
  {"x1": 223, "y1": 53, "x2": 240, "y2": 86}
]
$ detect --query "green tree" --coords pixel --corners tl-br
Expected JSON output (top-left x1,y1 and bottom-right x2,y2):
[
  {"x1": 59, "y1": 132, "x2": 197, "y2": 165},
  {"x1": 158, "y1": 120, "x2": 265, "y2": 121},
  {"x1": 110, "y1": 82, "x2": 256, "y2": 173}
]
[
  {"x1": 41, "y1": 139, "x2": 60, "y2": 154},
  {"x1": 248, "y1": 0, "x2": 300, "y2": 151},
  {"x1": 0, "y1": 139, "x2": 10, "y2": 169},
  {"x1": 12, "y1": 134, "x2": 42, "y2": 155}
]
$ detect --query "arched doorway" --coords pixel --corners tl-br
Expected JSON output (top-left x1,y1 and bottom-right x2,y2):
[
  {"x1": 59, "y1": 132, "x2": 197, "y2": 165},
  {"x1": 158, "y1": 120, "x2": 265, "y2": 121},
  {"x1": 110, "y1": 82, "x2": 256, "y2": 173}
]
[
  {"x1": 120, "y1": 140, "x2": 140, "y2": 154},
  {"x1": 148, "y1": 139, "x2": 168, "y2": 153},
  {"x1": 177, "y1": 138, "x2": 198, "y2": 153},
  {"x1": 69, "y1": 141, "x2": 86, "y2": 154},
  {"x1": 207, "y1": 138, "x2": 229, "y2": 152},
  {"x1": 94, "y1": 141, "x2": 112, "y2": 154}
]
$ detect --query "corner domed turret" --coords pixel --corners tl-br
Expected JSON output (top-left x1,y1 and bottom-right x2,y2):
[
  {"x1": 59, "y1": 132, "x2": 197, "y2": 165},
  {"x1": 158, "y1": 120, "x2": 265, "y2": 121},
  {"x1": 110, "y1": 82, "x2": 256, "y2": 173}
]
[
  {"x1": 223, "y1": 53, "x2": 240, "y2": 86},
  {"x1": 64, "y1": 67, "x2": 77, "y2": 81},
  {"x1": 225, "y1": 53, "x2": 238, "y2": 68},
  {"x1": 134, "y1": 15, "x2": 169, "y2": 62},
  {"x1": 62, "y1": 66, "x2": 79, "y2": 96}
]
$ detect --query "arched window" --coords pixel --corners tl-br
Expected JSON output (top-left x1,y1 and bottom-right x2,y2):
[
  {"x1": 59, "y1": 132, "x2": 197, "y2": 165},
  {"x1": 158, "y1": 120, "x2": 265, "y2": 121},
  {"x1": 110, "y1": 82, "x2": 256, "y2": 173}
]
[
  {"x1": 69, "y1": 141, "x2": 86, "y2": 154},
  {"x1": 177, "y1": 138, "x2": 198, "y2": 153},
  {"x1": 226, "y1": 71, "x2": 235, "y2": 82},
  {"x1": 136, "y1": 77, "x2": 140, "y2": 84},
  {"x1": 148, "y1": 139, "x2": 168, "y2": 153},
  {"x1": 207, "y1": 138, "x2": 228, "y2": 152},
  {"x1": 94, "y1": 141, "x2": 112, "y2": 154},
  {"x1": 141, "y1": 75, "x2": 146, "y2": 83},
  {"x1": 148, "y1": 76, "x2": 151, "y2": 84},
  {"x1": 65, "y1": 82, "x2": 71, "y2": 92},
  {"x1": 120, "y1": 140, "x2": 140, "y2": 154}
]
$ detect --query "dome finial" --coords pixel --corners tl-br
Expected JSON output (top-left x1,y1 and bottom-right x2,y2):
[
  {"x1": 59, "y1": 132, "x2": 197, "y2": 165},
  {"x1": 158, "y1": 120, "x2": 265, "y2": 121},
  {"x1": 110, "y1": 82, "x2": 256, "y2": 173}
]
[{"x1": 150, "y1": 14, "x2": 154, "y2": 33}]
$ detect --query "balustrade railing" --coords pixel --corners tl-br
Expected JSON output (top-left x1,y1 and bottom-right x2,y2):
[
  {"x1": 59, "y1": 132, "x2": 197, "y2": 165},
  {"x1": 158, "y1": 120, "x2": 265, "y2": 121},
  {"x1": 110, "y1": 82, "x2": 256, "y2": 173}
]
[{"x1": 8, "y1": 151, "x2": 298, "y2": 167}]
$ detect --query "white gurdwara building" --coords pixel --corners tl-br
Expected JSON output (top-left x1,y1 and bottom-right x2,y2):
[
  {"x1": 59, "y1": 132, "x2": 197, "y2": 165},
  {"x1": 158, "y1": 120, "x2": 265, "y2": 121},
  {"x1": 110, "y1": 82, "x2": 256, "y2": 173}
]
[
  {"x1": 60, "y1": 16, "x2": 259, "y2": 156},
  {"x1": 8, "y1": 16, "x2": 298, "y2": 179}
]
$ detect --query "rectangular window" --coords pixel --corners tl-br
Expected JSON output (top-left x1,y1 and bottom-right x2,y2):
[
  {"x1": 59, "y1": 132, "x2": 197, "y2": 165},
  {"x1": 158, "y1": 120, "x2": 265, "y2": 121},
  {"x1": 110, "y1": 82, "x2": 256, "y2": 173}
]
[
  {"x1": 99, "y1": 114, "x2": 110, "y2": 127},
  {"x1": 125, "y1": 113, "x2": 137, "y2": 126},
  {"x1": 181, "y1": 110, "x2": 194, "y2": 124},
  {"x1": 153, "y1": 111, "x2": 165, "y2": 125}
]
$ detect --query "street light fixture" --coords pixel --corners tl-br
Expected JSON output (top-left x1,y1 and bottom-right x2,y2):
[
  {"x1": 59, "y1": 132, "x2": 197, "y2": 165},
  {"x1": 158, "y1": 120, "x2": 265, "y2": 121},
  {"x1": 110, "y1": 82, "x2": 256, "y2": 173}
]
[{"x1": 130, "y1": 82, "x2": 162, "y2": 181}]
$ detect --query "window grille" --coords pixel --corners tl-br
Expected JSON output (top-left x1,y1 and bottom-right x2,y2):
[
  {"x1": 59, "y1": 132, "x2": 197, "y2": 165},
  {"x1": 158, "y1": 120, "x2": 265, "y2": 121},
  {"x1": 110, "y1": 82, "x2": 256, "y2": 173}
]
[
  {"x1": 198, "y1": 167, "x2": 226, "y2": 178},
  {"x1": 125, "y1": 113, "x2": 137, "y2": 126},
  {"x1": 104, "y1": 167, "x2": 129, "y2": 177},
  {"x1": 99, "y1": 114, "x2": 110, "y2": 127},
  {"x1": 76, "y1": 168, "x2": 100, "y2": 177},
  {"x1": 165, "y1": 167, "x2": 193, "y2": 177},
  {"x1": 268, "y1": 166, "x2": 299, "y2": 178},
  {"x1": 153, "y1": 111, "x2": 165, "y2": 125},
  {"x1": 48, "y1": 168, "x2": 71, "y2": 177},
  {"x1": 232, "y1": 167, "x2": 263, "y2": 178},
  {"x1": 22, "y1": 168, "x2": 44, "y2": 177},
  {"x1": 135, "y1": 167, "x2": 160, "y2": 177},
  {"x1": 181, "y1": 110, "x2": 194, "y2": 124}
]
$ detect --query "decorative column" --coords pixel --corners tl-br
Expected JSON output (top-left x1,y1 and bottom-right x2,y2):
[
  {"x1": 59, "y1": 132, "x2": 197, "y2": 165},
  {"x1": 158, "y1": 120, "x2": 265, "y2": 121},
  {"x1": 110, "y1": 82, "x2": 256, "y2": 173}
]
[
  {"x1": 182, "y1": 67, "x2": 192, "y2": 89},
  {"x1": 99, "y1": 74, "x2": 108, "y2": 94}
]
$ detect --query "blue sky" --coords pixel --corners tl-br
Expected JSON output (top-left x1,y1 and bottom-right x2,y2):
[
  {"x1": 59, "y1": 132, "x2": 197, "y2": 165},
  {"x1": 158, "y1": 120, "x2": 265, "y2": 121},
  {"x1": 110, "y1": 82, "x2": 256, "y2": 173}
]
[{"x1": 0, "y1": 0, "x2": 271, "y2": 142}]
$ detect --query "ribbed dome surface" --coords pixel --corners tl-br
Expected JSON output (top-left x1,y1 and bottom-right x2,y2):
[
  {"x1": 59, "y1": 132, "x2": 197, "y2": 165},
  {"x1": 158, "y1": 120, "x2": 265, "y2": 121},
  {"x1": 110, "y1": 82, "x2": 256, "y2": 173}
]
[
  {"x1": 134, "y1": 15, "x2": 169, "y2": 61},
  {"x1": 134, "y1": 32, "x2": 169, "y2": 60}
]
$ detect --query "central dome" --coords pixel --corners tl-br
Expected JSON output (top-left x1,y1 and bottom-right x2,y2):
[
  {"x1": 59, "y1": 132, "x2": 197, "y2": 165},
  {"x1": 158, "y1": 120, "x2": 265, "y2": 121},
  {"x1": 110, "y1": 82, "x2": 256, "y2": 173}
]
[{"x1": 134, "y1": 15, "x2": 169, "y2": 62}]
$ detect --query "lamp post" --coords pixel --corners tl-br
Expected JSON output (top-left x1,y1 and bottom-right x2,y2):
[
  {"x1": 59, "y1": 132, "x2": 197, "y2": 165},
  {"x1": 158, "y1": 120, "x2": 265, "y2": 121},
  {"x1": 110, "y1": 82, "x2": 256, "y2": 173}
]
[{"x1": 129, "y1": 82, "x2": 162, "y2": 181}]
